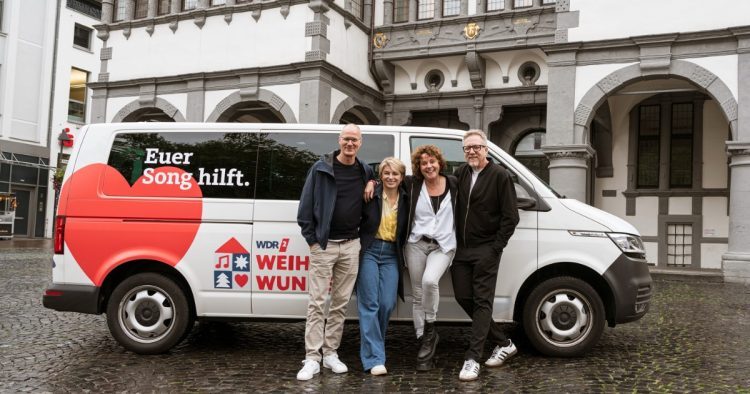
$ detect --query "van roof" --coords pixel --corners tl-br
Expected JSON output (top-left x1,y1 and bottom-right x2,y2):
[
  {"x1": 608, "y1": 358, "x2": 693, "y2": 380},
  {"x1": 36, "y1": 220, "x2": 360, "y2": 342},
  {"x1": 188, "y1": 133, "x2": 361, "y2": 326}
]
[{"x1": 87, "y1": 123, "x2": 467, "y2": 136}]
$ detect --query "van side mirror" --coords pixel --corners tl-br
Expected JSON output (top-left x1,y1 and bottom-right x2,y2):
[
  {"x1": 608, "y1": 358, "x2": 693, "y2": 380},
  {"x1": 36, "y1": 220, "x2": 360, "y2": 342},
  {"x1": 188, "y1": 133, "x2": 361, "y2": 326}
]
[{"x1": 514, "y1": 183, "x2": 537, "y2": 210}]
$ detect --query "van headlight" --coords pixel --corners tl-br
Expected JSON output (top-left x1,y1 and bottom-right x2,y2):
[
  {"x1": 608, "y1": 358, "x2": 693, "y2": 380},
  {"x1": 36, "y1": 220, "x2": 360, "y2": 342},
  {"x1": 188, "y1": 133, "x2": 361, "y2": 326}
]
[{"x1": 607, "y1": 233, "x2": 646, "y2": 255}]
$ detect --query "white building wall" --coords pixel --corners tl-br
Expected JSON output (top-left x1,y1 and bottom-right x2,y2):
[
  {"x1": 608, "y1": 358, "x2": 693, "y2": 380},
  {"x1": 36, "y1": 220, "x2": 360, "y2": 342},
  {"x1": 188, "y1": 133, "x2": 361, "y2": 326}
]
[
  {"x1": 106, "y1": 7, "x2": 310, "y2": 81},
  {"x1": 325, "y1": 11, "x2": 378, "y2": 89},
  {"x1": 568, "y1": 0, "x2": 750, "y2": 42}
]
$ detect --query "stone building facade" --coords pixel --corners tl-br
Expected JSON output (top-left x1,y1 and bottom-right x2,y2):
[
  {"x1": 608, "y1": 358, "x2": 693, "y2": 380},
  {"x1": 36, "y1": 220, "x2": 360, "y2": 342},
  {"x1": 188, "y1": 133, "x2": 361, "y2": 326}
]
[{"x1": 87, "y1": 0, "x2": 750, "y2": 282}]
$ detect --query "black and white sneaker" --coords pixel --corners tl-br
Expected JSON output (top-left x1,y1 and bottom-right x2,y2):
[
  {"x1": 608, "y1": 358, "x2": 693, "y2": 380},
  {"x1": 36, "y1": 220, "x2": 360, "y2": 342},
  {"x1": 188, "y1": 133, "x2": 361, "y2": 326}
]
[
  {"x1": 485, "y1": 339, "x2": 517, "y2": 367},
  {"x1": 459, "y1": 359, "x2": 480, "y2": 381}
]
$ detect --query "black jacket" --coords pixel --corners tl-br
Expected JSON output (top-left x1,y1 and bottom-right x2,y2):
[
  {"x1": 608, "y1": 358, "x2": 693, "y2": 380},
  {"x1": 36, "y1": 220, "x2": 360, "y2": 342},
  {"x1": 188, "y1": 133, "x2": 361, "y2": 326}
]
[
  {"x1": 403, "y1": 174, "x2": 458, "y2": 238},
  {"x1": 454, "y1": 159, "x2": 519, "y2": 255},
  {"x1": 359, "y1": 183, "x2": 409, "y2": 300}
]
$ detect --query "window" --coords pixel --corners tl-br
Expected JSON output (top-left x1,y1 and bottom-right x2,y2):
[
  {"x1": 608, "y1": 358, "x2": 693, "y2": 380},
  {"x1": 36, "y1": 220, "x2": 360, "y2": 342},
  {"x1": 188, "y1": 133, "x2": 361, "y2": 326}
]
[
  {"x1": 0, "y1": 0, "x2": 4, "y2": 31},
  {"x1": 211, "y1": 0, "x2": 226, "y2": 5},
  {"x1": 256, "y1": 133, "x2": 393, "y2": 200},
  {"x1": 417, "y1": 0, "x2": 435, "y2": 19},
  {"x1": 68, "y1": 68, "x2": 88, "y2": 123},
  {"x1": 158, "y1": 0, "x2": 171, "y2": 15},
  {"x1": 542, "y1": 0, "x2": 555, "y2": 3},
  {"x1": 636, "y1": 105, "x2": 660, "y2": 188},
  {"x1": 443, "y1": 0, "x2": 459, "y2": 16},
  {"x1": 182, "y1": 0, "x2": 198, "y2": 11},
  {"x1": 486, "y1": 0, "x2": 505, "y2": 11},
  {"x1": 134, "y1": 0, "x2": 148, "y2": 18},
  {"x1": 513, "y1": 130, "x2": 549, "y2": 184},
  {"x1": 350, "y1": 0, "x2": 363, "y2": 19},
  {"x1": 113, "y1": 0, "x2": 127, "y2": 21},
  {"x1": 73, "y1": 24, "x2": 92, "y2": 50},
  {"x1": 107, "y1": 132, "x2": 259, "y2": 199},
  {"x1": 670, "y1": 103, "x2": 693, "y2": 188},
  {"x1": 666, "y1": 224, "x2": 692, "y2": 267},
  {"x1": 424, "y1": 69, "x2": 444, "y2": 92},
  {"x1": 514, "y1": 0, "x2": 532, "y2": 7},
  {"x1": 67, "y1": 0, "x2": 103, "y2": 19},
  {"x1": 409, "y1": 137, "x2": 464, "y2": 175},
  {"x1": 394, "y1": 0, "x2": 409, "y2": 22}
]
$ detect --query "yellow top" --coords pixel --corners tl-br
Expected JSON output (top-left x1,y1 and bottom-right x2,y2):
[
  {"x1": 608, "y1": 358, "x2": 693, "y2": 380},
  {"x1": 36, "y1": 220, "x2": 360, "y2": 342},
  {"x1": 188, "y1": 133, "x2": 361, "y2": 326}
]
[{"x1": 375, "y1": 192, "x2": 398, "y2": 242}]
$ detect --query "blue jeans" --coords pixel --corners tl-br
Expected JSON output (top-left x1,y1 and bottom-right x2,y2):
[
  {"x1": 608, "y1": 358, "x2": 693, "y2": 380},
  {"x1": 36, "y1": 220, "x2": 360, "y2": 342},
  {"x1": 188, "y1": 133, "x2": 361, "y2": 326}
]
[{"x1": 357, "y1": 239, "x2": 399, "y2": 371}]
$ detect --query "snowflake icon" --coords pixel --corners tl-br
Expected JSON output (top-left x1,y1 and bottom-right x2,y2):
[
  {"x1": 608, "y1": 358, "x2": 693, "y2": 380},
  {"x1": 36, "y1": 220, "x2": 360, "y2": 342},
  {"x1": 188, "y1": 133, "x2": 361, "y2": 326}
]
[{"x1": 233, "y1": 254, "x2": 250, "y2": 271}]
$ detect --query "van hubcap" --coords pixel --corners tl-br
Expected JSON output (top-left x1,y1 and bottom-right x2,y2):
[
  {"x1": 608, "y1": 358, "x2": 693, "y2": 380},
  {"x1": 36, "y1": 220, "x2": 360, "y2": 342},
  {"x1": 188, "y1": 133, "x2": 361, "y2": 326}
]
[
  {"x1": 119, "y1": 286, "x2": 174, "y2": 343},
  {"x1": 537, "y1": 290, "x2": 591, "y2": 346}
]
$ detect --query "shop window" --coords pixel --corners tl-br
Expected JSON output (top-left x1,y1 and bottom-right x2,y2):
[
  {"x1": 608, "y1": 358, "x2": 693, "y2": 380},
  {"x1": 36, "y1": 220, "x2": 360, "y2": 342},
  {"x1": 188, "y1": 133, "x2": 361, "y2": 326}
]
[
  {"x1": 73, "y1": 24, "x2": 92, "y2": 50},
  {"x1": 417, "y1": 0, "x2": 435, "y2": 20},
  {"x1": 394, "y1": 0, "x2": 409, "y2": 22},
  {"x1": 443, "y1": 0, "x2": 459, "y2": 16},
  {"x1": 68, "y1": 68, "x2": 88, "y2": 124}
]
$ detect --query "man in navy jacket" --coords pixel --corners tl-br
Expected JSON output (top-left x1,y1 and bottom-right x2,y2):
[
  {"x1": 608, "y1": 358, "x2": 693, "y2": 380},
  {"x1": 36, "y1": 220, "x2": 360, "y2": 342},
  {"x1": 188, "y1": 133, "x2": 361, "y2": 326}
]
[{"x1": 295, "y1": 124, "x2": 374, "y2": 381}]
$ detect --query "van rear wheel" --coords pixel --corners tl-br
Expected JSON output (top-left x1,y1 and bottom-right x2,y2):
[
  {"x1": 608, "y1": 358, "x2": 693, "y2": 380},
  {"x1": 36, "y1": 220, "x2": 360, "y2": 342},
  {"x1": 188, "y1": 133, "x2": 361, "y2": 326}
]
[
  {"x1": 106, "y1": 273, "x2": 192, "y2": 354},
  {"x1": 522, "y1": 276, "x2": 605, "y2": 357}
]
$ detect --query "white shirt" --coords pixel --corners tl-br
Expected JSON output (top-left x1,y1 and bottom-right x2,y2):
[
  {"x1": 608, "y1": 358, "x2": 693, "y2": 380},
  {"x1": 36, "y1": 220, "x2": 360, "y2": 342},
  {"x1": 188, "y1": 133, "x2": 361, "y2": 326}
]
[
  {"x1": 470, "y1": 167, "x2": 482, "y2": 192},
  {"x1": 408, "y1": 182, "x2": 457, "y2": 253}
]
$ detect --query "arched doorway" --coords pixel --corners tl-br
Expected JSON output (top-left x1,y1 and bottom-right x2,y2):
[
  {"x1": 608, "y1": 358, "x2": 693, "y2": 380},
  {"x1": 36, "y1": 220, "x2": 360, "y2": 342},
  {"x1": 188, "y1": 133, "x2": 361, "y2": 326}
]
[
  {"x1": 512, "y1": 129, "x2": 549, "y2": 183},
  {"x1": 217, "y1": 101, "x2": 286, "y2": 123},
  {"x1": 122, "y1": 108, "x2": 177, "y2": 122},
  {"x1": 337, "y1": 105, "x2": 380, "y2": 125}
]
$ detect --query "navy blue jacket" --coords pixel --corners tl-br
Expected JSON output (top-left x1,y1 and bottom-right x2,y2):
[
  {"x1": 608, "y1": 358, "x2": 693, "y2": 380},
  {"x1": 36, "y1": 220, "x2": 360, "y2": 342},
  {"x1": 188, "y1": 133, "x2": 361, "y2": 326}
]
[
  {"x1": 297, "y1": 150, "x2": 374, "y2": 250},
  {"x1": 359, "y1": 183, "x2": 410, "y2": 300}
]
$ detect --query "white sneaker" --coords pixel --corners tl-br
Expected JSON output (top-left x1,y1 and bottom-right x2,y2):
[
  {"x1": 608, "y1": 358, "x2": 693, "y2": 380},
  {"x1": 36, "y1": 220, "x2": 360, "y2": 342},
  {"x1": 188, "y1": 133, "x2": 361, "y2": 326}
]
[
  {"x1": 459, "y1": 359, "x2": 480, "y2": 381},
  {"x1": 296, "y1": 359, "x2": 320, "y2": 381},
  {"x1": 370, "y1": 365, "x2": 387, "y2": 376},
  {"x1": 485, "y1": 339, "x2": 518, "y2": 367},
  {"x1": 322, "y1": 354, "x2": 348, "y2": 374}
]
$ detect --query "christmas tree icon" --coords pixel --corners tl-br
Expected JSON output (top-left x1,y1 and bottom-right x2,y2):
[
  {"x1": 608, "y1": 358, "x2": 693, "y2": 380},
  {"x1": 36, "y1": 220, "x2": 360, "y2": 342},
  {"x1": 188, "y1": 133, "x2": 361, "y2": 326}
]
[{"x1": 215, "y1": 271, "x2": 232, "y2": 288}]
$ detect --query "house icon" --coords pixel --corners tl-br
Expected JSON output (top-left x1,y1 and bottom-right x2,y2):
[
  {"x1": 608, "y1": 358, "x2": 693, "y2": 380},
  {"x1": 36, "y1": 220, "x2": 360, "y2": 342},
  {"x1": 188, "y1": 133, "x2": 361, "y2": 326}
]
[{"x1": 213, "y1": 237, "x2": 251, "y2": 289}]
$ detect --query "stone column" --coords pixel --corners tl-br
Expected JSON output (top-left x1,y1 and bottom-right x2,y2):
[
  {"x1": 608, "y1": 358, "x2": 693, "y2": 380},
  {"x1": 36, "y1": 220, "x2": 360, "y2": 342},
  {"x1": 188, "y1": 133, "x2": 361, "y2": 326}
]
[
  {"x1": 186, "y1": 79, "x2": 206, "y2": 122},
  {"x1": 299, "y1": 68, "x2": 333, "y2": 123},
  {"x1": 125, "y1": 0, "x2": 135, "y2": 20},
  {"x1": 383, "y1": 0, "x2": 393, "y2": 24},
  {"x1": 543, "y1": 45, "x2": 588, "y2": 201},
  {"x1": 723, "y1": 143, "x2": 750, "y2": 284},
  {"x1": 171, "y1": 0, "x2": 181, "y2": 13},
  {"x1": 147, "y1": 0, "x2": 157, "y2": 18},
  {"x1": 543, "y1": 147, "x2": 593, "y2": 202},
  {"x1": 90, "y1": 88, "x2": 108, "y2": 124},
  {"x1": 409, "y1": 0, "x2": 417, "y2": 21},
  {"x1": 101, "y1": 0, "x2": 115, "y2": 23}
]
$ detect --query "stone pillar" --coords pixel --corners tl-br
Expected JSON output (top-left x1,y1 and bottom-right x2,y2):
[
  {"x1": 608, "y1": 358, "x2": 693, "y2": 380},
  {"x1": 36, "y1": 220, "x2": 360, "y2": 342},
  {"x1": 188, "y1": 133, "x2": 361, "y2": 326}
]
[
  {"x1": 147, "y1": 0, "x2": 157, "y2": 18},
  {"x1": 171, "y1": 0, "x2": 181, "y2": 13},
  {"x1": 90, "y1": 88, "x2": 108, "y2": 124},
  {"x1": 101, "y1": 0, "x2": 115, "y2": 23},
  {"x1": 383, "y1": 0, "x2": 393, "y2": 24},
  {"x1": 543, "y1": 146, "x2": 593, "y2": 202},
  {"x1": 543, "y1": 46, "x2": 587, "y2": 201},
  {"x1": 460, "y1": 0, "x2": 468, "y2": 16},
  {"x1": 409, "y1": 0, "x2": 417, "y2": 21},
  {"x1": 198, "y1": 0, "x2": 209, "y2": 9},
  {"x1": 723, "y1": 143, "x2": 750, "y2": 284},
  {"x1": 363, "y1": 0, "x2": 372, "y2": 24},
  {"x1": 125, "y1": 0, "x2": 135, "y2": 20},
  {"x1": 299, "y1": 68, "x2": 333, "y2": 123},
  {"x1": 435, "y1": 0, "x2": 442, "y2": 19},
  {"x1": 186, "y1": 79, "x2": 206, "y2": 122}
]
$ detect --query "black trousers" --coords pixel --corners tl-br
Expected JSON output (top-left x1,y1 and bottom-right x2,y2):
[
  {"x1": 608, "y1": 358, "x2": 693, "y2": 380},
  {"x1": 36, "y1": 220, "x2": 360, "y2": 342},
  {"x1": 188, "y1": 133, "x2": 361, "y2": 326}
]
[{"x1": 451, "y1": 244, "x2": 507, "y2": 361}]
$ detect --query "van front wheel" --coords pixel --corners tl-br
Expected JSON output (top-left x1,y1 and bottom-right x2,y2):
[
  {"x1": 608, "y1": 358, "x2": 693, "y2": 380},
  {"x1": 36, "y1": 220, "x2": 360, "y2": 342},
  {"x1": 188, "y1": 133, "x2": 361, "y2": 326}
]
[
  {"x1": 522, "y1": 276, "x2": 605, "y2": 357},
  {"x1": 106, "y1": 273, "x2": 192, "y2": 354}
]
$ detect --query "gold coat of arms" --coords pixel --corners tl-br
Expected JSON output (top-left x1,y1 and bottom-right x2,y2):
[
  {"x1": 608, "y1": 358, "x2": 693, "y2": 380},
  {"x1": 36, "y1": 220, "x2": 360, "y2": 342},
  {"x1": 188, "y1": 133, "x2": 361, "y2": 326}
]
[
  {"x1": 373, "y1": 33, "x2": 388, "y2": 49},
  {"x1": 463, "y1": 22, "x2": 481, "y2": 40}
]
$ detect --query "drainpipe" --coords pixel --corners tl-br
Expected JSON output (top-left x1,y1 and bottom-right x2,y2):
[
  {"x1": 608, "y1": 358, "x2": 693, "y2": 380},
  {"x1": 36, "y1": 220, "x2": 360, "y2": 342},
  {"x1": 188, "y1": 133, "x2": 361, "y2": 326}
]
[{"x1": 47, "y1": 0, "x2": 63, "y2": 163}]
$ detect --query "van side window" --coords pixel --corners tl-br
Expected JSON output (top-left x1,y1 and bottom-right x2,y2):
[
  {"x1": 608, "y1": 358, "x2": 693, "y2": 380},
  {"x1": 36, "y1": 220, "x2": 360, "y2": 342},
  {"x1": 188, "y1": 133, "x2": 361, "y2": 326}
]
[
  {"x1": 107, "y1": 132, "x2": 258, "y2": 199},
  {"x1": 256, "y1": 133, "x2": 394, "y2": 200},
  {"x1": 409, "y1": 137, "x2": 464, "y2": 175}
]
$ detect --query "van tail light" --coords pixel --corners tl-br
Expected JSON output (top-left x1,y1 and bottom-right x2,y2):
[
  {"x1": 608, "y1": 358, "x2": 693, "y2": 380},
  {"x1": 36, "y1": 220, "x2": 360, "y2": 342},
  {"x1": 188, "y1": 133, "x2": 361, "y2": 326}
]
[{"x1": 54, "y1": 216, "x2": 66, "y2": 254}]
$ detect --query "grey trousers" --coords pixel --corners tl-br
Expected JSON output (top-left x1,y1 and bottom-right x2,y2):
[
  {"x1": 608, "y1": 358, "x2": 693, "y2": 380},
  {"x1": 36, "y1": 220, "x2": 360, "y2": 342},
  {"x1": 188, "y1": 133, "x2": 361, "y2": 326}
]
[{"x1": 404, "y1": 239, "x2": 454, "y2": 338}]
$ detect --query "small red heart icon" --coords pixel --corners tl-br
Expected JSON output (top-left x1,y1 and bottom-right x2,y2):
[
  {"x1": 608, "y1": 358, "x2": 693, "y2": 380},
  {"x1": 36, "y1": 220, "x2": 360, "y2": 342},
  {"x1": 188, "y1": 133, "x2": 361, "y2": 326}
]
[
  {"x1": 58, "y1": 164, "x2": 203, "y2": 285},
  {"x1": 235, "y1": 274, "x2": 249, "y2": 288}
]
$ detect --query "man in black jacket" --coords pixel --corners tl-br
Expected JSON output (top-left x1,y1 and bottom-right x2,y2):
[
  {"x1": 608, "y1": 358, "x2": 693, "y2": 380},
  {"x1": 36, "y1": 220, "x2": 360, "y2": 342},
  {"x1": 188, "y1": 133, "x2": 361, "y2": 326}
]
[{"x1": 452, "y1": 129, "x2": 520, "y2": 381}]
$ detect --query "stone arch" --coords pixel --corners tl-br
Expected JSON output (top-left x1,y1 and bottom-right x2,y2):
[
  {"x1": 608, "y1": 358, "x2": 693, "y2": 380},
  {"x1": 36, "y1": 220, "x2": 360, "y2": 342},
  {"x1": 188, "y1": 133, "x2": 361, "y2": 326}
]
[
  {"x1": 573, "y1": 60, "x2": 739, "y2": 144},
  {"x1": 111, "y1": 97, "x2": 186, "y2": 123},
  {"x1": 331, "y1": 97, "x2": 381, "y2": 125},
  {"x1": 205, "y1": 89, "x2": 297, "y2": 123}
]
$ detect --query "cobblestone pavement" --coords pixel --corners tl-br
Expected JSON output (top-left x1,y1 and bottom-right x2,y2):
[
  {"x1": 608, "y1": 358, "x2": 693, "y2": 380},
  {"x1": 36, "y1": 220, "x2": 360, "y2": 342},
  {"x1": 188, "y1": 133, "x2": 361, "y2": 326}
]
[{"x1": 1, "y1": 244, "x2": 749, "y2": 393}]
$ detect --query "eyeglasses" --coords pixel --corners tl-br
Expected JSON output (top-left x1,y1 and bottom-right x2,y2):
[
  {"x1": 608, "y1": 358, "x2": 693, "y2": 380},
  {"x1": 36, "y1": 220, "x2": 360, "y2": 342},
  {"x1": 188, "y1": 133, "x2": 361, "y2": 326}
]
[
  {"x1": 340, "y1": 137, "x2": 361, "y2": 143},
  {"x1": 462, "y1": 144, "x2": 486, "y2": 153}
]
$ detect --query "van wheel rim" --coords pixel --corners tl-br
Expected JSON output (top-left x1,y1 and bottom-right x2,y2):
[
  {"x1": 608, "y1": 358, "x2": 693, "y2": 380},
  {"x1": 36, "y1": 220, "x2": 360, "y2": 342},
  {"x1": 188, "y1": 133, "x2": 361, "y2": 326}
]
[
  {"x1": 536, "y1": 289, "x2": 591, "y2": 347},
  {"x1": 119, "y1": 285, "x2": 175, "y2": 344}
]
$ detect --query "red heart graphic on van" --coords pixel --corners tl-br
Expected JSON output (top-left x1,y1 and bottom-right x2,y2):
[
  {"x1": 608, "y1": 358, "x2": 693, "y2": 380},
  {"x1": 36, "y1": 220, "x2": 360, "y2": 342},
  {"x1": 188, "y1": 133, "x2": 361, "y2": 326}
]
[
  {"x1": 235, "y1": 274, "x2": 249, "y2": 288},
  {"x1": 58, "y1": 164, "x2": 203, "y2": 286}
]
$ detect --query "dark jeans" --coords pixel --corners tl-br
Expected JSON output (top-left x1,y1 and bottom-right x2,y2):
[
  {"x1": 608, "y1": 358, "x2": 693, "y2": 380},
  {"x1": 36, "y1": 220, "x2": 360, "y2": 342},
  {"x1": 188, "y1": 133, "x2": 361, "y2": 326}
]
[{"x1": 451, "y1": 244, "x2": 507, "y2": 361}]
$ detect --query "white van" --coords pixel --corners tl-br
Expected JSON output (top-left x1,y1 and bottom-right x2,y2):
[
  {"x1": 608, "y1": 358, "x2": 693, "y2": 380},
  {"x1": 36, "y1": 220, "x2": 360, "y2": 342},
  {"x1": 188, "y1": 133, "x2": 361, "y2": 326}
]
[{"x1": 43, "y1": 123, "x2": 652, "y2": 357}]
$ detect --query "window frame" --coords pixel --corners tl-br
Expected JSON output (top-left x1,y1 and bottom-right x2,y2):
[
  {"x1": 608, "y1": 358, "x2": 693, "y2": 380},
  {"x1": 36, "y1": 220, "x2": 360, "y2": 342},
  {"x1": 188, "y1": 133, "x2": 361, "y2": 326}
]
[
  {"x1": 486, "y1": 0, "x2": 505, "y2": 12},
  {"x1": 393, "y1": 0, "x2": 409, "y2": 23},
  {"x1": 72, "y1": 23, "x2": 93, "y2": 51},
  {"x1": 182, "y1": 0, "x2": 198, "y2": 11},
  {"x1": 68, "y1": 68, "x2": 89, "y2": 124},
  {"x1": 157, "y1": 0, "x2": 171, "y2": 15},
  {"x1": 442, "y1": 0, "x2": 460, "y2": 17},
  {"x1": 417, "y1": 0, "x2": 435, "y2": 20}
]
